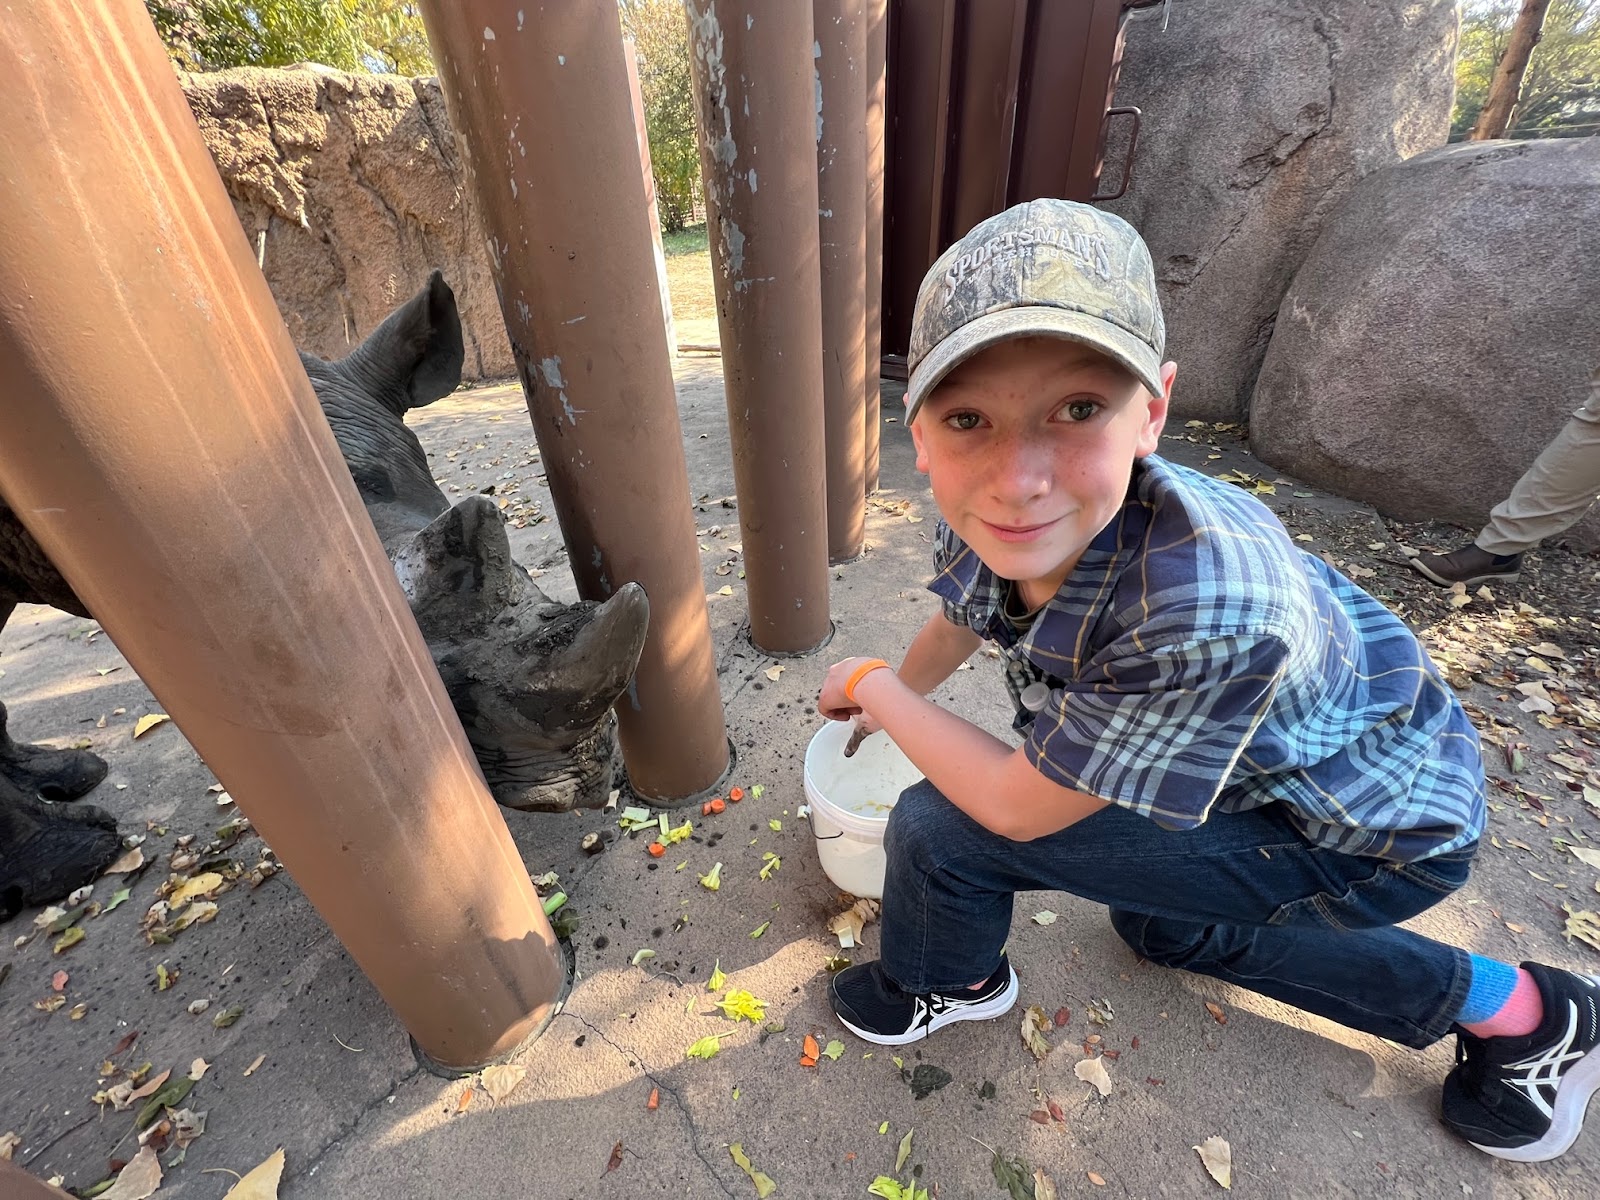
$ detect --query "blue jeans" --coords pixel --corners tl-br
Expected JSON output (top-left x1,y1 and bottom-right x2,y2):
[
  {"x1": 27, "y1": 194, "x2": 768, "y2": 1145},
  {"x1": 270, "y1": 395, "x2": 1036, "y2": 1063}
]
[{"x1": 880, "y1": 780, "x2": 1476, "y2": 1048}]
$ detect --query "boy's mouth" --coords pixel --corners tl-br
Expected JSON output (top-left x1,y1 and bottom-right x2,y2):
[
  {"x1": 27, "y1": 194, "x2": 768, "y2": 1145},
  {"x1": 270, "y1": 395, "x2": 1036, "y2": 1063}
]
[{"x1": 980, "y1": 517, "x2": 1061, "y2": 544}]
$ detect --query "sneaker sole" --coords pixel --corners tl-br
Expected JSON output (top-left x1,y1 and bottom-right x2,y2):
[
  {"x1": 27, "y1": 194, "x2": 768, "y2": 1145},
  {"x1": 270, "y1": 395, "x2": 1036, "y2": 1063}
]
[
  {"x1": 1408, "y1": 560, "x2": 1520, "y2": 588},
  {"x1": 834, "y1": 966, "x2": 1019, "y2": 1047},
  {"x1": 1471, "y1": 1043, "x2": 1600, "y2": 1163}
]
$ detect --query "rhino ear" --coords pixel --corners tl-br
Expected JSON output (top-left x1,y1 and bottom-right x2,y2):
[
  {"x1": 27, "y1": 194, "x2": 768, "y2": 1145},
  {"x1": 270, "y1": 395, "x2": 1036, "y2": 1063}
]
[
  {"x1": 346, "y1": 269, "x2": 465, "y2": 414},
  {"x1": 393, "y1": 495, "x2": 521, "y2": 621}
]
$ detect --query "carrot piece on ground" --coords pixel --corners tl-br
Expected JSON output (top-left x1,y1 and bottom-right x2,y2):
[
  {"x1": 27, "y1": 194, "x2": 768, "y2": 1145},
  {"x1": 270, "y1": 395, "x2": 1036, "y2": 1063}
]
[
  {"x1": 799, "y1": 1055, "x2": 817, "y2": 1068},
  {"x1": 729, "y1": 787, "x2": 745, "y2": 802},
  {"x1": 803, "y1": 1034, "x2": 820, "y2": 1059},
  {"x1": 647, "y1": 1087, "x2": 660, "y2": 1111},
  {"x1": 701, "y1": 801, "x2": 713, "y2": 816},
  {"x1": 647, "y1": 842, "x2": 666, "y2": 857},
  {"x1": 709, "y1": 798, "x2": 726, "y2": 814}
]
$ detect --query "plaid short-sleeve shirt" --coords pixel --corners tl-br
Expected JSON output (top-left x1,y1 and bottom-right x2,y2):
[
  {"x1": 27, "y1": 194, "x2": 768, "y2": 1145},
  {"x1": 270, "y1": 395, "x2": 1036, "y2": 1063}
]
[{"x1": 930, "y1": 455, "x2": 1485, "y2": 863}]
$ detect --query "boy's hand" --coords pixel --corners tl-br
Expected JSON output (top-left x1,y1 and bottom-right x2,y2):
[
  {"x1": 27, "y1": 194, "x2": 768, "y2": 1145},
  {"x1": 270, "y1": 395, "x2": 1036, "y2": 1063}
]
[{"x1": 819, "y1": 655, "x2": 889, "y2": 722}]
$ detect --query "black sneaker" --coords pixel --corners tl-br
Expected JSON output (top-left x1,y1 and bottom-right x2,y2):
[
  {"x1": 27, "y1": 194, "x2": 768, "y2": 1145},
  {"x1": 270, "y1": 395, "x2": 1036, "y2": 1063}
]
[
  {"x1": 1442, "y1": 962, "x2": 1600, "y2": 1162},
  {"x1": 829, "y1": 958, "x2": 1018, "y2": 1046},
  {"x1": 1409, "y1": 544, "x2": 1523, "y2": 588}
]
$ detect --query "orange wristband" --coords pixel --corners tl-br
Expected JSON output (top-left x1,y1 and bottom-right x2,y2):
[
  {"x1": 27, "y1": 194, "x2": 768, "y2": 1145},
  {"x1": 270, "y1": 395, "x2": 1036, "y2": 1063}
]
[{"x1": 844, "y1": 659, "x2": 891, "y2": 704}]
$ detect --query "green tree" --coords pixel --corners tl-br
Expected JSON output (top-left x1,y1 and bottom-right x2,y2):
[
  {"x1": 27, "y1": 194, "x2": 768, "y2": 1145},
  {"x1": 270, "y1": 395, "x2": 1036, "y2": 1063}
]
[
  {"x1": 1453, "y1": 0, "x2": 1600, "y2": 139},
  {"x1": 619, "y1": 0, "x2": 701, "y2": 233},
  {"x1": 145, "y1": 1, "x2": 433, "y2": 76}
]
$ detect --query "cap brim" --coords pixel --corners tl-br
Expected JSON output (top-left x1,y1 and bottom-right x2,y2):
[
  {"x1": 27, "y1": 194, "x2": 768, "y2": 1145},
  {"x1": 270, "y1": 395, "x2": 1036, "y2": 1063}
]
[{"x1": 905, "y1": 307, "x2": 1165, "y2": 423}]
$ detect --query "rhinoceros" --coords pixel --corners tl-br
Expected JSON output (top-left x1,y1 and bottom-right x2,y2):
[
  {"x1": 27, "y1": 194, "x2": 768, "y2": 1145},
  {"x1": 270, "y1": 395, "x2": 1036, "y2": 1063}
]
[{"x1": 1, "y1": 271, "x2": 648, "y2": 919}]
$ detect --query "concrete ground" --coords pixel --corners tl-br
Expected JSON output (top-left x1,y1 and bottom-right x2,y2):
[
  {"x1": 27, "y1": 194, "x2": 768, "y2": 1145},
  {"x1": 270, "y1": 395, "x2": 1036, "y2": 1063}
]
[{"x1": 2, "y1": 337, "x2": 1597, "y2": 1199}]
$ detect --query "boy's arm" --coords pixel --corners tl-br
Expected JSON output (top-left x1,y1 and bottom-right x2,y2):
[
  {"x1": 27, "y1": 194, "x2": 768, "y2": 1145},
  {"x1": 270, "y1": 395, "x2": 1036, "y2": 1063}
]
[
  {"x1": 823, "y1": 657, "x2": 1109, "y2": 841},
  {"x1": 896, "y1": 609, "x2": 984, "y2": 695}
]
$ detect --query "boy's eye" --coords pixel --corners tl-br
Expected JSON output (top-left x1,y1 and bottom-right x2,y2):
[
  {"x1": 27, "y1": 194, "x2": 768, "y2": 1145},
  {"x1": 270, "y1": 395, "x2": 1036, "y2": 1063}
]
[
  {"x1": 944, "y1": 411, "x2": 983, "y2": 431},
  {"x1": 1062, "y1": 401, "x2": 1099, "y2": 423}
]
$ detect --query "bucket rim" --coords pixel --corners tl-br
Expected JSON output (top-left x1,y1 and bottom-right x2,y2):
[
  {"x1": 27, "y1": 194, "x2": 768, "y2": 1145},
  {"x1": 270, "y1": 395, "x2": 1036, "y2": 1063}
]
[{"x1": 804, "y1": 721, "x2": 899, "y2": 838}]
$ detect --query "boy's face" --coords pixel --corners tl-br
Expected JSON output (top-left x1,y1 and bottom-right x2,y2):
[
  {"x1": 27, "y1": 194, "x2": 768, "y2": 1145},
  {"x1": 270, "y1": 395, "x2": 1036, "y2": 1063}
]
[{"x1": 911, "y1": 336, "x2": 1174, "y2": 605}]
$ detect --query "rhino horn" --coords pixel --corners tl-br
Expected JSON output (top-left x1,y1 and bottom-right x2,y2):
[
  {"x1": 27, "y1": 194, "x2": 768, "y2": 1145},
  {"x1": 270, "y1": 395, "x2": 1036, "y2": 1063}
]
[
  {"x1": 393, "y1": 495, "x2": 527, "y2": 628},
  {"x1": 523, "y1": 582, "x2": 650, "y2": 731}
]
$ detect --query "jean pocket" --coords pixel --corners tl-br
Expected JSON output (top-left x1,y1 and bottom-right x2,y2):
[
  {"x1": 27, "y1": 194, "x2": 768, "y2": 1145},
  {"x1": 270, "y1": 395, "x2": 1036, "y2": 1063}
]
[
  {"x1": 1267, "y1": 860, "x2": 1452, "y2": 933},
  {"x1": 1393, "y1": 842, "x2": 1476, "y2": 896}
]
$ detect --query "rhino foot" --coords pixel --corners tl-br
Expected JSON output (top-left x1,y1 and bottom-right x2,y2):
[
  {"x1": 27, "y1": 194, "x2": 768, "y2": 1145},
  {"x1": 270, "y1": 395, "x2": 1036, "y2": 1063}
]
[
  {"x1": 0, "y1": 783, "x2": 121, "y2": 922},
  {"x1": 0, "y1": 701, "x2": 109, "y2": 801},
  {"x1": 479, "y1": 711, "x2": 620, "y2": 813}
]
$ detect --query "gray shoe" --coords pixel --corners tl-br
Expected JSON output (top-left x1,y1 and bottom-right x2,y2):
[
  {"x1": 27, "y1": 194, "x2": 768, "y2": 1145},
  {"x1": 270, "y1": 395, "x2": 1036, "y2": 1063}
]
[{"x1": 1410, "y1": 544, "x2": 1523, "y2": 588}]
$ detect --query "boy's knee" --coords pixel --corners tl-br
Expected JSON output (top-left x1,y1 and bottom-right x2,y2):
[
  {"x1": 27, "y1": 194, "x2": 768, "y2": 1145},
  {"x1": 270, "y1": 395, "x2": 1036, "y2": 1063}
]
[
  {"x1": 883, "y1": 779, "x2": 958, "y2": 864},
  {"x1": 1109, "y1": 907, "x2": 1209, "y2": 968}
]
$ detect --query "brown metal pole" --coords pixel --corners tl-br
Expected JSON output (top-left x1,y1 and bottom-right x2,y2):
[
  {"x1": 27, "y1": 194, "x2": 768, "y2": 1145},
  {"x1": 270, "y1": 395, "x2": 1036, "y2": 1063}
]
[
  {"x1": 816, "y1": 0, "x2": 869, "y2": 562},
  {"x1": 864, "y1": 0, "x2": 888, "y2": 494},
  {"x1": 0, "y1": 1161, "x2": 72, "y2": 1198},
  {"x1": 624, "y1": 34, "x2": 677, "y2": 356},
  {"x1": 684, "y1": 2, "x2": 833, "y2": 654},
  {"x1": 0, "y1": 0, "x2": 561, "y2": 1070},
  {"x1": 419, "y1": 0, "x2": 730, "y2": 802}
]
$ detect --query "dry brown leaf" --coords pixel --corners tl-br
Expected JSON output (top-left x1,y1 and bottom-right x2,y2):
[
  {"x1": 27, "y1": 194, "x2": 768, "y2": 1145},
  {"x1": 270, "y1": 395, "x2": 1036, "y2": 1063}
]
[
  {"x1": 169, "y1": 873, "x2": 224, "y2": 908},
  {"x1": 1570, "y1": 847, "x2": 1600, "y2": 871},
  {"x1": 242, "y1": 1054, "x2": 265, "y2": 1077},
  {"x1": 1194, "y1": 1136, "x2": 1232, "y2": 1189},
  {"x1": 604, "y1": 1140, "x2": 624, "y2": 1176},
  {"x1": 223, "y1": 1147, "x2": 285, "y2": 1199},
  {"x1": 0, "y1": 1131, "x2": 20, "y2": 1160},
  {"x1": 102, "y1": 846, "x2": 145, "y2": 875},
  {"x1": 99, "y1": 1145, "x2": 162, "y2": 1200},
  {"x1": 1021, "y1": 1005, "x2": 1052, "y2": 1060},
  {"x1": 1564, "y1": 907, "x2": 1600, "y2": 954},
  {"x1": 480, "y1": 1062, "x2": 527, "y2": 1104},
  {"x1": 1075, "y1": 1055, "x2": 1113, "y2": 1097},
  {"x1": 1086, "y1": 1171, "x2": 1106, "y2": 1187},
  {"x1": 127, "y1": 1068, "x2": 171, "y2": 1102},
  {"x1": 1034, "y1": 1168, "x2": 1060, "y2": 1198},
  {"x1": 827, "y1": 898, "x2": 880, "y2": 949},
  {"x1": 764, "y1": 665, "x2": 785, "y2": 682},
  {"x1": 456, "y1": 1087, "x2": 473, "y2": 1113},
  {"x1": 189, "y1": 1058, "x2": 210, "y2": 1080},
  {"x1": 1205, "y1": 1001, "x2": 1227, "y2": 1025}
]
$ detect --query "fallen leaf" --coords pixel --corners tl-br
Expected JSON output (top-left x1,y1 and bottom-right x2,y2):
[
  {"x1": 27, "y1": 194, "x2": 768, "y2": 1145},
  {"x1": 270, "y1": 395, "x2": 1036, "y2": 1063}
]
[
  {"x1": 1194, "y1": 1136, "x2": 1232, "y2": 1189},
  {"x1": 990, "y1": 1148, "x2": 1036, "y2": 1200},
  {"x1": 1563, "y1": 907, "x2": 1600, "y2": 954},
  {"x1": 171, "y1": 900, "x2": 218, "y2": 932},
  {"x1": 1086, "y1": 997, "x2": 1114, "y2": 1025},
  {"x1": 1036, "y1": 1169, "x2": 1061, "y2": 1198},
  {"x1": 715, "y1": 989, "x2": 769, "y2": 1023},
  {"x1": 822, "y1": 1039, "x2": 845, "y2": 1061},
  {"x1": 749, "y1": 920, "x2": 771, "y2": 939},
  {"x1": 112, "y1": 1030, "x2": 140, "y2": 1055},
  {"x1": 828, "y1": 898, "x2": 881, "y2": 948},
  {"x1": 708, "y1": 961, "x2": 727, "y2": 991},
  {"x1": 99, "y1": 1144, "x2": 162, "y2": 1200},
  {"x1": 480, "y1": 1063, "x2": 527, "y2": 1102},
  {"x1": 127, "y1": 1069, "x2": 171, "y2": 1103},
  {"x1": 901, "y1": 1063, "x2": 952, "y2": 1099},
  {"x1": 102, "y1": 847, "x2": 145, "y2": 875},
  {"x1": 169, "y1": 872, "x2": 224, "y2": 908},
  {"x1": 867, "y1": 1178, "x2": 927, "y2": 1200},
  {"x1": 53, "y1": 926, "x2": 85, "y2": 954},
  {"x1": 223, "y1": 1147, "x2": 285, "y2": 1199},
  {"x1": 243, "y1": 1054, "x2": 265, "y2": 1077},
  {"x1": 155, "y1": 963, "x2": 176, "y2": 991},
  {"x1": 212, "y1": 1004, "x2": 244, "y2": 1029},
  {"x1": 603, "y1": 1140, "x2": 624, "y2": 1176},
  {"x1": 1032, "y1": 910, "x2": 1058, "y2": 926},
  {"x1": 764, "y1": 665, "x2": 784, "y2": 682},
  {"x1": 189, "y1": 1058, "x2": 210, "y2": 1080},
  {"x1": 0, "y1": 1131, "x2": 18, "y2": 1160},
  {"x1": 132, "y1": 713, "x2": 171, "y2": 739},
  {"x1": 716, "y1": 585, "x2": 734, "y2": 596},
  {"x1": 1029, "y1": 1109, "x2": 1051, "y2": 1124},
  {"x1": 728, "y1": 1143, "x2": 777, "y2": 1198},
  {"x1": 1085, "y1": 1170, "x2": 1106, "y2": 1187},
  {"x1": 1205, "y1": 1001, "x2": 1228, "y2": 1025},
  {"x1": 1571, "y1": 847, "x2": 1600, "y2": 870},
  {"x1": 103, "y1": 887, "x2": 133, "y2": 913},
  {"x1": 1075, "y1": 1055, "x2": 1113, "y2": 1097},
  {"x1": 895, "y1": 1128, "x2": 914, "y2": 1173},
  {"x1": 67, "y1": 1002, "x2": 86, "y2": 1019},
  {"x1": 1021, "y1": 1005, "x2": 1051, "y2": 1060}
]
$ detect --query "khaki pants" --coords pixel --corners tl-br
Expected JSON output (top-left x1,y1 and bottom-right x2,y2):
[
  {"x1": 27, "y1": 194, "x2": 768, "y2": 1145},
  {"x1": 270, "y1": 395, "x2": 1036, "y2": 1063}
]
[{"x1": 1477, "y1": 366, "x2": 1600, "y2": 556}]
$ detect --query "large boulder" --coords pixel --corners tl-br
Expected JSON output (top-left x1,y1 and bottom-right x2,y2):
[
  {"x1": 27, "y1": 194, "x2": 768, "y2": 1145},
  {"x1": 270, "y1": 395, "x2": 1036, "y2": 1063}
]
[
  {"x1": 1250, "y1": 139, "x2": 1600, "y2": 552},
  {"x1": 1104, "y1": 0, "x2": 1457, "y2": 420},
  {"x1": 181, "y1": 67, "x2": 515, "y2": 381}
]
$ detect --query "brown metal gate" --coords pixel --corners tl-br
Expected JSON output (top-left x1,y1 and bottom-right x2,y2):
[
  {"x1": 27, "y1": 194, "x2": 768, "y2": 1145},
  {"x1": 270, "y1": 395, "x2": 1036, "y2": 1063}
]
[{"x1": 882, "y1": 0, "x2": 1158, "y2": 371}]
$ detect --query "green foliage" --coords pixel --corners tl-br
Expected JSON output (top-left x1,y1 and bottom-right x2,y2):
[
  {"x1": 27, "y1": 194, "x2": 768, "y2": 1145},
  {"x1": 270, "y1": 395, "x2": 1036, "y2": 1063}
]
[
  {"x1": 620, "y1": 0, "x2": 702, "y2": 233},
  {"x1": 145, "y1": 0, "x2": 433, "y2": 75},
  {"x1": 1453, "y1": 0, "x2": 1600, "y2": 140}
]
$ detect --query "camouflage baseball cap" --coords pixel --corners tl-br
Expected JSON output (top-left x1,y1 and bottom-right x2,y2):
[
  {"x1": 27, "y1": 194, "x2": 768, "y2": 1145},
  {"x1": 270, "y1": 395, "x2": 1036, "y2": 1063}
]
[{"x1": 904, "y1": 198, "x2": 1166, "y2": 422}]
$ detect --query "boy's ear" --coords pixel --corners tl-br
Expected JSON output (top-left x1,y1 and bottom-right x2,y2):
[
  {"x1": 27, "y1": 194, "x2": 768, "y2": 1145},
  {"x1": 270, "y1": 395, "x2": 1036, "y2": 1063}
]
[
  {"x1": 1135, "y1": 361, "x2": 1176, "y2": 458},
  {"x1": 909, "y1": 412, "x2": 930, "y2": 474}
]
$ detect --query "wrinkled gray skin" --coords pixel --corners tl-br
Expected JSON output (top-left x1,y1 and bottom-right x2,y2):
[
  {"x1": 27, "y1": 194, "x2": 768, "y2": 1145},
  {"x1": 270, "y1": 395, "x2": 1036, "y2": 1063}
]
[{"x1": 0, "y1": 270, "x2": 649, "y2": 815}]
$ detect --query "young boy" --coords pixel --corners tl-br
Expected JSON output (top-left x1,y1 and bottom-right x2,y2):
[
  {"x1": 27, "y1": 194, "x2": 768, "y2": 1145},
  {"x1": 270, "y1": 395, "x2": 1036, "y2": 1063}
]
[{"x1": 818, "y1": 198, "x2": 1599, "y2": 1163}]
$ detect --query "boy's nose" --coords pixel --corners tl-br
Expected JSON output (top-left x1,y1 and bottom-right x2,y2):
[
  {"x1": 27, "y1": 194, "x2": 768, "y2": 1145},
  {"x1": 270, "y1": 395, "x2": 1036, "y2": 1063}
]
[{"x1": 989, "y1": 438, "x2": 1053, "y2": 504}]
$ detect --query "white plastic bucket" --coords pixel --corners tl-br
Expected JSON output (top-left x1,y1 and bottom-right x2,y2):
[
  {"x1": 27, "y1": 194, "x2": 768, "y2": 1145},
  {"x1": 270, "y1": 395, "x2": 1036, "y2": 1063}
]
[{"x1": 803, "y1": 720, "x2": 924, "y2": 899}]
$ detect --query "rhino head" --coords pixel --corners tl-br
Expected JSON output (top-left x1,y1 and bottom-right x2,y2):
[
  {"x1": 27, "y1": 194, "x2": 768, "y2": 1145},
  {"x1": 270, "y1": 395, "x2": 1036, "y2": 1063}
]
[{"x1": 301, "y1": 271, "x2": 649, "y2": 811}]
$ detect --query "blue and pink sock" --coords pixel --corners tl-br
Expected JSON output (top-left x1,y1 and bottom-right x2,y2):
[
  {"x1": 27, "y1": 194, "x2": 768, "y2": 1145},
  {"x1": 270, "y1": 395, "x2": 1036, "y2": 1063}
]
[{"x1": 1456, "y1": 955, "x2": 1543, "y2": 1038}]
